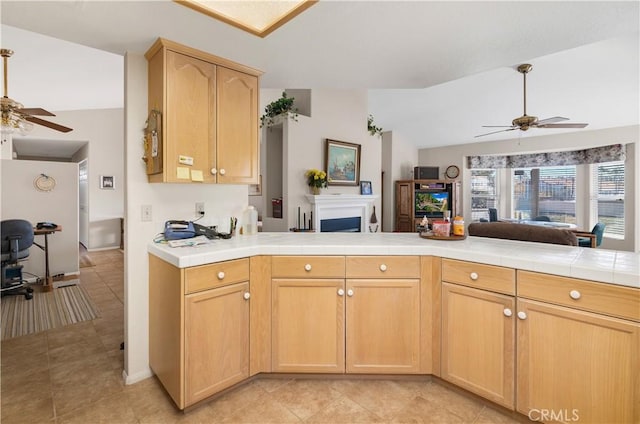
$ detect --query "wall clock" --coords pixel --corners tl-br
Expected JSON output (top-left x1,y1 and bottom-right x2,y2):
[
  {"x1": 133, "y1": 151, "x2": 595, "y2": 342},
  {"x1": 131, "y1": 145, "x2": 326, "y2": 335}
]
[
  {"x1": 445, "y1": 165, "x2": 460, "y2": 179},
  {"x1": 34, "y1": 174, "x2": 56, "y2": 192}
]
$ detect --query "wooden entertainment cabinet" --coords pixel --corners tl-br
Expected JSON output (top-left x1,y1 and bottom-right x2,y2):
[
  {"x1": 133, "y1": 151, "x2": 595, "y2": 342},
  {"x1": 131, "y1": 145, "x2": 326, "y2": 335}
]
[{"x1": 395, "y1": 180, "x2": 461, "y2": 232}]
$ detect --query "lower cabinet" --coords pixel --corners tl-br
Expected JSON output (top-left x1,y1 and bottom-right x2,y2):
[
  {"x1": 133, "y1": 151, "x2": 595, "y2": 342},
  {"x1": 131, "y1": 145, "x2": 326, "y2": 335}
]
[{"x1": 184, "y1": 282, "x2": 249, "y2": 405}]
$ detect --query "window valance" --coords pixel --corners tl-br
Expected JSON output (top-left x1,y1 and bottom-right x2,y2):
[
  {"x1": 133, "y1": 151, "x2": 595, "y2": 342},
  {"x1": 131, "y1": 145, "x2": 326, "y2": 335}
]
[{"x1": 467, "y1": 144, "x2": 626, "y2": 169}]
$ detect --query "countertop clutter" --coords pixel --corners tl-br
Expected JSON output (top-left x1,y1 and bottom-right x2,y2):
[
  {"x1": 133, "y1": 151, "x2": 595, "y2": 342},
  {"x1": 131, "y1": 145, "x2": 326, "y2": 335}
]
[{"x1": 148, "y1": 232, "x2": 638, "y2": 288}]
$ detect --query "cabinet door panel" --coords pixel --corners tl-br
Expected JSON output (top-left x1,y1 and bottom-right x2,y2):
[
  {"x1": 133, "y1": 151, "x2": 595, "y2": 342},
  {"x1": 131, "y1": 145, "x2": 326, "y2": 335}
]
[
  {"x1": 272, "y1": 279, "x2": 345, "y2": 373},
  {"x1": 517, "y1": 299, "x2": 639, "y2": 423},
  {"x1": 441, "y1": 283, "x2": 515, "y2": 409},
  {"x1": 216, "y1": 67, "x2": 258, "y2": 184},
  {"x1": 185, "y1": 282, "x2": 249, "y2": 406},
  {"x1": 346, "y1": 279, "x2": 420, "y2": 374},
  {"x1": 166, "y1": 51, "x2": 216, "y2": 183}
]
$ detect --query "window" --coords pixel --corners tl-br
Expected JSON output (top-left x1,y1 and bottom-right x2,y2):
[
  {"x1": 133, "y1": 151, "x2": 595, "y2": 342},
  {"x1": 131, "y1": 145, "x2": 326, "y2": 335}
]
[
  {"x1": 512, "y1": 166, "x2": 576, "y2": 223},
  {"x1": 471, "y1": 169, "x2": 497, "y2": 221},
  {"x1": 594, "y1": 161, "x2": 625, "y2": 238}
]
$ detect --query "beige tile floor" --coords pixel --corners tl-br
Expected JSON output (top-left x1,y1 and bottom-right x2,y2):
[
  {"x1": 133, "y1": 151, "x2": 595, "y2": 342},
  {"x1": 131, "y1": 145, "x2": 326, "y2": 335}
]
[{"x1": 1, "y1": 249, "x2": 526, "y2": 424}]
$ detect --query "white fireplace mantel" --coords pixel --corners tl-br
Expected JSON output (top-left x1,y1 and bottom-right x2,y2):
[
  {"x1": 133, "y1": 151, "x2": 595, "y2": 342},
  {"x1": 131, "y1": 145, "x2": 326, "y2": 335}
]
[{"x1": 305, "y1": 194, "x2": 379, "y2": 232}]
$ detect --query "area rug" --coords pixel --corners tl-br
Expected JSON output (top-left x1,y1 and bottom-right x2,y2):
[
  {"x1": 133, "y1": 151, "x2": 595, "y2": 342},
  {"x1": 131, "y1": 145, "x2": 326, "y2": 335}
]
[{"x1": 1, "y1": 283, "x2": 99, "y2": 340}]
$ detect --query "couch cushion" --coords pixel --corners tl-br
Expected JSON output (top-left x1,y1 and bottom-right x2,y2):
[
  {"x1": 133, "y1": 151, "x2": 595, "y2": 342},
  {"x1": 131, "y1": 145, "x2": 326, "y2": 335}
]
[{"x1": 468, "y1": 222, "x2": 578, "y2": 246}]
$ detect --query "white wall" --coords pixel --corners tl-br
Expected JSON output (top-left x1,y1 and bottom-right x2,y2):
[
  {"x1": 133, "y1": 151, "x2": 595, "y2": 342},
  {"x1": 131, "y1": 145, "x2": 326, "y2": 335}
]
[
  {"x1": 13, "y1": 108, "x2": 125, "y2": 250},
  {"x1": 123, "y1": 53, "x2": 250, "y2": 383},
  {"x1": 417, "y1": 126, "x2": 639, "y2": 251},
  {"x1": 1, "y1": 159, "x2": 79, "y2": 278}
]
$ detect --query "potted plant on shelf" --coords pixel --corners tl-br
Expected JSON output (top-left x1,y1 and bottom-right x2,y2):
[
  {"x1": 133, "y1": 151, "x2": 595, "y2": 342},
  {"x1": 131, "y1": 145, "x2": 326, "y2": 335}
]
[
  {"x1": 305, "y1": 169, "x2": 328, "y2": 195},
  {"x1": 368, "y1": 114, "x2": 383, "y2": 137},
  {"x1": 260, "y1": 92, "x2": 299, "y2": 128}
]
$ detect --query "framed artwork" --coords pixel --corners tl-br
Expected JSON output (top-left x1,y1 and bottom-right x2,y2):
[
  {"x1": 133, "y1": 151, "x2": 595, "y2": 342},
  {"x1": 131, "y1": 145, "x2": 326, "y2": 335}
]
[
  {"x1": 325, "y1": 139, "x2": 361, "y2": 186},
  {"x1": 100, "y1": 175, "x2": 115, "y2": 189},
  {"x1": 360, "y1": 180, "x2": 372, "y2": 195},
  {"x1": 248, "y1": 175, "x2": 262, "y2": 196}
]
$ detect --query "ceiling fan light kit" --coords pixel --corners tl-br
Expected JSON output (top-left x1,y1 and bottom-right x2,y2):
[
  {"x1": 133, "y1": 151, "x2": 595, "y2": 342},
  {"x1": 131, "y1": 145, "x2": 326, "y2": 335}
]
[
  {"x1": 1, "y1": 48, "x2": 73, "y2": 143},
  {"x1": 475, "y1": 63, "x2": 588, "y2": 138}
]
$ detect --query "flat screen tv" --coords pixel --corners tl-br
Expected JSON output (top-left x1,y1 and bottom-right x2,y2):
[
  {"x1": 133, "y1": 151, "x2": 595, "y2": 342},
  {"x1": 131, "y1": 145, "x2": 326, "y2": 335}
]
[{"x1": 415, "y1": 191, "x2": 449, "y2": 217}]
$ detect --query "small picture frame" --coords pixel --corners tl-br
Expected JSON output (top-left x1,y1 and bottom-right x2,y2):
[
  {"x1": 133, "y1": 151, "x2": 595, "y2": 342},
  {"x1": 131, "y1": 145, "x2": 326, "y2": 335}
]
[
  {"x1": 100, "y1": 175, "x2": 115, "y2": 189},
  {"x1": 360, "y1": 180, "x2": 372, "y2": 195},
  {"x1": 249, "y1": 175, "x2": 262, "y2": 196}
]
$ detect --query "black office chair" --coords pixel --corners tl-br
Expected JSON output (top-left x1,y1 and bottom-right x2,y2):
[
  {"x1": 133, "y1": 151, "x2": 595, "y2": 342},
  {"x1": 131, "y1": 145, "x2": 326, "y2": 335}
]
[
  {"x1": 1, "y1": 219, "x2": 35, "y2": 300},
  {"x1": 534, "y1": 216, "x2": 551, "y2": 222},
  {"x1": 488, "y1": 208, "x2": 498, "y2": 222}
]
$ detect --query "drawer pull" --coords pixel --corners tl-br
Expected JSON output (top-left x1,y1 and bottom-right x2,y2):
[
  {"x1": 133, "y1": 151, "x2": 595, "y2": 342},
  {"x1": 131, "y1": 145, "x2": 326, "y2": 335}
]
[
  {"x1": 304, "y1": 264, "x2": 312, "y2": 272},
  {"x1": 379, "y1": 264, "x2": 387, "y2": 272},
  {"x1": 347, "y1": 289, "x2": 354, "y2": 297},
  {"x1": 503, "y1": 308, "x2": 513, "y2": 317},
  {"x1": 217, "y1": 271, "x2": 225, "y2": 280},
  {"x1": 243, "y1": 292, "x2": 250, "y2": 300},
  {"x1": 569, "y1": 290, "x2": 581, "y2": 300},
  {"x1": 469, "y1": 272, "x2": 479, "y2": 281},
  {"x1": 219, "y1": 168, "x2": 226, "y2": 176},
  {"x1": 337, "y1": 288, "x2": 345, "y2": 296},
  {"x1": 211, "y1": 167, "x2": 217, "y2": 175},
  {"x1": 517, "y1": 311, "x2": 527, "y2": 320}
]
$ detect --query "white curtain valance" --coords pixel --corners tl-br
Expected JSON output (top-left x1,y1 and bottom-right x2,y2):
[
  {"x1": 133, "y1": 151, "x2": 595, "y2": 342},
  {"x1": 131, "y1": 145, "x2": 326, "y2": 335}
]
[{"x1": 467, "y1": 144, "x2": 626, "y2": 169}]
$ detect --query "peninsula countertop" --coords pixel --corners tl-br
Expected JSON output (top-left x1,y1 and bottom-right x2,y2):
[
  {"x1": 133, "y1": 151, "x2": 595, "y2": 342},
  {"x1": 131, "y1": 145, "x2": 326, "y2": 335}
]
[{"x1": 148, "y1": 232, "x2": 639, "y2": 288}]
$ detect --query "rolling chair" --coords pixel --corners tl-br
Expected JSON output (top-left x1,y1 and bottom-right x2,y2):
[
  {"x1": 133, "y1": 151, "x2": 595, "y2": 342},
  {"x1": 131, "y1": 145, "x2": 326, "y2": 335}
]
[
  {"x1": 575, "y1": 223, "x2": 606, "y2": 248},
  {"x1": 1, "y1": 219, "x2": 35, "y2": 300},
  {"x1": 533, "y1": 216, "x2": 551, "y2": 222}
]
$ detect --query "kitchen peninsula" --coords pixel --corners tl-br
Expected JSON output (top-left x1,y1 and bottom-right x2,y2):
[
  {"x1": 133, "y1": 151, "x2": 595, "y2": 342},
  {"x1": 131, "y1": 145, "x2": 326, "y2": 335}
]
[{"x1": 148, "y1": 233, "x2": 639, "y2": 422}]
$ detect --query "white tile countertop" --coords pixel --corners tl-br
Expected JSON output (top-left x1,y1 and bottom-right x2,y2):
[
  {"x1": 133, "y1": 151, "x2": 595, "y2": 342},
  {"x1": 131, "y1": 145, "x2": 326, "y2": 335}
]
[{"x1": 148, "y1": 232, "x2": 640, "y2": 288}]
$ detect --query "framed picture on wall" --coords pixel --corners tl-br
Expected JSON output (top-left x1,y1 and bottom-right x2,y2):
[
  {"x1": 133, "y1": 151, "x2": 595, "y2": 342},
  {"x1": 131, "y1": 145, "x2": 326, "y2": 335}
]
[
  {"x1": 360, "y1": 180, "x2": 372, "y2": 195},
  {"x1": 325, "y1": 139, "x2": 361, "y2": 186},
  {"x1": 100, "y1": 175, "x2": 115, "y2": 189}
]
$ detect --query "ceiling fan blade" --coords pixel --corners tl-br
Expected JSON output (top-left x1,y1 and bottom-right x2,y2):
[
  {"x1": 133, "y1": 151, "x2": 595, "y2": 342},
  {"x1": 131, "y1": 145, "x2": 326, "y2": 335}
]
[
  {"x1": 535, "y1": 116, "x2": 569, "y2": 125},
  {"x1": 481, "y1": 125, "x2": 516, "y2": 128},
  {"x1": 24, "y1": 116, "x2": 73, "y2": 133},
  {"x1": 537, "y1": 123, "x2": 589, "y2": 129},
  {"x1": 474, "y1": 128, "x2": 518, "y2": 138},
  {"x1": 17, "y1": 107, "x2": 56, "y2": 117}
]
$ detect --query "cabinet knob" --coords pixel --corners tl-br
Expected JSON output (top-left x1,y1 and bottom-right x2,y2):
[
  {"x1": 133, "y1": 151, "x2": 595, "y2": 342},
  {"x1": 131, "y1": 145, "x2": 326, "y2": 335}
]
[
  {"x1": 503, "y1": 308, "x2": 513, "y2": 317},
  {"x1": 347, "y1": 289, "x2": 354, "y2": 297},
  {"x1": 337, "y1": 288, "x2": 345, "y2": 296},
  {"x1": 219, "y1": 168, "x2": 226, "y2": 176},
  {"x1": 469, "y1": 272, "x2": 479, "y2": 281},
  {"x1": 217, "y1": 271, "x2": 225, "y2": 280},
  {"x1": 379, "y1": 264, "x2": 387, "y2": 272},
  {"x1": 211, "y1": 168, "x2": 217, "y2": 175},
  {"x1": 243, "y1": 292, "x2": 250, "y2": 300},
  {"x1": 569, "y1": 290, "x2": 581, "y2": 300},
  {"x1": 304, "y1": 264, "x2": 312, "y2": 272},
  {"x1": 517, "y1": 311, "x2": 527, "y2": 320}
]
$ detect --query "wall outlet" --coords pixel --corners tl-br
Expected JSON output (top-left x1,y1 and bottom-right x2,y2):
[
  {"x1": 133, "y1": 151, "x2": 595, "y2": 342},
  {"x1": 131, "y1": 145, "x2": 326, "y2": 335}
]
[
  {"x1": 195, "y1": 202, "x2": 205, "y2": 216},
  {"x1": 141, "y1": 205, "x2": 152, "y2": 222}
]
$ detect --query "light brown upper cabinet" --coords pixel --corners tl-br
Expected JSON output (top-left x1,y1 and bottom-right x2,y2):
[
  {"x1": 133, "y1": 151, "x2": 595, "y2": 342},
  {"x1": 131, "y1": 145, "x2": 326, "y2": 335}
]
[{"x1": 145, "y1": 38, "x2": 261, "y2": 184}]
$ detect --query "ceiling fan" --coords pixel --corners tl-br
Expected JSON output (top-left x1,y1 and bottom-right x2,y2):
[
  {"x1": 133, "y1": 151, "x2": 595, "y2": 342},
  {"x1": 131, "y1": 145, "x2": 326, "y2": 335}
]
[
  {"x1": 1, "y1": 48, "x2": 73, "y2": 140},
  {"x1": 475, "y1": 63, "x2": 588, "y2": 138}
]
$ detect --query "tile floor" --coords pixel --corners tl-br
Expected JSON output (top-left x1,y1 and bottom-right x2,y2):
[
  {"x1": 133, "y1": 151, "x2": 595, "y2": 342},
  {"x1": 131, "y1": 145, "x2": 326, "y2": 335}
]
[{"x1": 1, "y1": 249, "x2": 526, "y2": 423}]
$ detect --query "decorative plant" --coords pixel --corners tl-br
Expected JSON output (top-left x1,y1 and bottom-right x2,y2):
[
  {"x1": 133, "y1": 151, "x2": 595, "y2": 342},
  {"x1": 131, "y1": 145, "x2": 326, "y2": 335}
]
[
  {"x1": 260, "y1": 91, "x2": 299, "y2": 128},
  {"x1": 305, "y1": 169, "x2": 328, "y2": 189},
  {"x1": 368, "y1": 114, "x2": 383, "y2": 137}
]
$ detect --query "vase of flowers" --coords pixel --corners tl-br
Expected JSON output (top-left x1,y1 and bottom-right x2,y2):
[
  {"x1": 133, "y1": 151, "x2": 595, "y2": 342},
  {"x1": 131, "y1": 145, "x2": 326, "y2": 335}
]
[{"x1": 305, "y1": 169, "x2": 328, "y2": 195}]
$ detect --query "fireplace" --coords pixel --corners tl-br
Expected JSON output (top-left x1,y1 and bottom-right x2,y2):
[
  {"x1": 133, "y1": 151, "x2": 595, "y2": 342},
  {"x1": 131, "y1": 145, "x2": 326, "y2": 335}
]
[{"x1": 305, "y1": 194, "x2": 378, "y2": 233}]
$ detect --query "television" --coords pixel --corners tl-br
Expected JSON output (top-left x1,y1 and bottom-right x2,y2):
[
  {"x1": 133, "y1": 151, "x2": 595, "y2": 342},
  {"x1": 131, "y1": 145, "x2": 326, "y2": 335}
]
[{"x1": 415, "y1": 191, "x2": 449, "y2": 217}]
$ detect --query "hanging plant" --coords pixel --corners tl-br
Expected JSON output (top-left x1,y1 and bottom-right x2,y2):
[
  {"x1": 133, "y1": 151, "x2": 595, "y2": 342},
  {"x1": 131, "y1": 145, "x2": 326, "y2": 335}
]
[
  {"x1": 260, "y1": 92, "x2": 299, "y2": 128},
  {"x1": 368, "y1": 114, "x2": 383, "y2": 137}
]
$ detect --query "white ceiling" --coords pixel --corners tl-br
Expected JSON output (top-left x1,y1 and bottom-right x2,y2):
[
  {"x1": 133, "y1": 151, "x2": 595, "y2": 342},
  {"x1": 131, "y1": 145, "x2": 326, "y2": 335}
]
[{"x1": 1, "y1": 0, "x2": 638, "y2": 155}]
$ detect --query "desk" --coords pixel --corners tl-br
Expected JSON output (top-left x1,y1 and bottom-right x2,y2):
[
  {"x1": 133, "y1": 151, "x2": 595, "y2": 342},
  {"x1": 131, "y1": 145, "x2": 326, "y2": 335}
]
[{"x1": 33, "y1": 225, "x2": 62, "y2": 291}]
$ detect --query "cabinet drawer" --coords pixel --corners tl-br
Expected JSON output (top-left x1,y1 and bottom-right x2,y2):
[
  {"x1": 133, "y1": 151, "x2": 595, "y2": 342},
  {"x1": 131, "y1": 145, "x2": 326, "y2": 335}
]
[
  {"x1": 185, "y1": 258, "x2": 250, "y2": 294},
  {"x1": 272, "y1": 256, "x2": 345, "y2": 278},
  {"x1": 517, "y1": 271, "x2": 640, "y2": 322},
  {"x1": 346, "y1": 256, "x2": 420, "y2": 279},
  {"x1": 442, "y1": 259, "x2": 515, "y2": 295}
]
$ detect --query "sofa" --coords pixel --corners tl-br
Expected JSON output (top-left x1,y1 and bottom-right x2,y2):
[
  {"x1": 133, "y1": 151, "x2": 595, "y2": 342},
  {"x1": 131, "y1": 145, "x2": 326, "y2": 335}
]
[{"x1": 467, "y1": 222, "x2": 578, "y2": 246}]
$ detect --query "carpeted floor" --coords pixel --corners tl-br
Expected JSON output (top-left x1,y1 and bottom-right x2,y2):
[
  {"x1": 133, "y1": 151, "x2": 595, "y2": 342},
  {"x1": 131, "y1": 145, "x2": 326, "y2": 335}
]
[{"x1": 0, "y1": 283, "x2": 99, "y2": 340}]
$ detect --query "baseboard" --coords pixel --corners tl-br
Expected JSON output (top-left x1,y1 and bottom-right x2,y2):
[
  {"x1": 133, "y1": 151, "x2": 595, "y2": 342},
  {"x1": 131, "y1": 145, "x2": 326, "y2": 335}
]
[
  {"x1": 88, "y1": 245, "x2": 121, "y2": 252},
  {"x1": 123, "y1": 367, "x2": 154, "y2": 385}
]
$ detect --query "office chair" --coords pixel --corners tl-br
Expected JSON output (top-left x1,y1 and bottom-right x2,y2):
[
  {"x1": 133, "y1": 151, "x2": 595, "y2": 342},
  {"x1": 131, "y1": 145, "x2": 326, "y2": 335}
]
[
  {"x1": 575, "y1": 223, "x2": 606, "y2": 248},
  {"x1": 488, "y1": 208, "x2": 498, "y2": 222},
  {"x1": 534, "y1": 216, "x2": 551, "y2": 222},
  {"x1": 1, "y1": 219, "x2": 35, "y2": 300}
]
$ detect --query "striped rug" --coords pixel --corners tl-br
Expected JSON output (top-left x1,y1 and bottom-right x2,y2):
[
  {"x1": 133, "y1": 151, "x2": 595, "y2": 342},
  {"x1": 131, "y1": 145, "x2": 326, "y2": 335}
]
[{"x1": 1, "y1": 283, "x2": 99, "y2": 340}]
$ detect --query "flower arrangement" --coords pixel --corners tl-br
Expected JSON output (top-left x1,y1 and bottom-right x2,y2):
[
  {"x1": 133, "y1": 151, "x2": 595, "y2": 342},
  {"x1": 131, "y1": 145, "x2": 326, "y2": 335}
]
[{"x1": 305, "y1": 169, "x2": 328, "y2": 194}]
